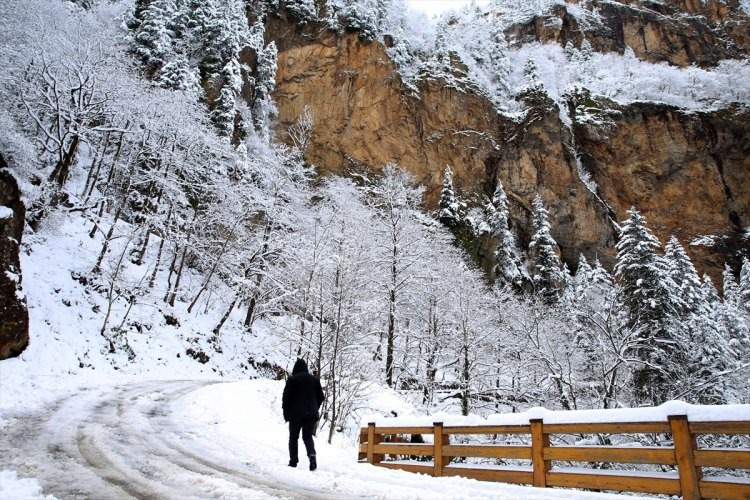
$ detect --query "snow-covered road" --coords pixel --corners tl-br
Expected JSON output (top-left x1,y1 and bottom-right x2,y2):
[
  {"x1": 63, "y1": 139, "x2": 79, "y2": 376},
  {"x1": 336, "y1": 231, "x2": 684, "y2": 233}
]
[
  {"x1": 0, "y1": 380, "x2": 344, "y2": 499},
  {"x1": 2, "y1": 378, "x2": 658, "y2": 499}
]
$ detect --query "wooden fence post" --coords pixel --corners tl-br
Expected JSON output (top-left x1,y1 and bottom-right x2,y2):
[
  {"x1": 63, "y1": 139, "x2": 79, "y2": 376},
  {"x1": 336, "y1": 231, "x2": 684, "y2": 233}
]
[
  {"x1": 367, "y1": 422, "x2": 382, "y2": 465},
  {"x1": 434, "y1": 422, "x2": 445, "y2": 477},
  {"x1": 359, "y1": 427, "x2": 368, "y2": 461},
  {"x1": 669, "y1": 415, "x2": 702, "y2": 500},
  {"x1": 530, "y1": 418, "x2": 550, "y2": 488}
]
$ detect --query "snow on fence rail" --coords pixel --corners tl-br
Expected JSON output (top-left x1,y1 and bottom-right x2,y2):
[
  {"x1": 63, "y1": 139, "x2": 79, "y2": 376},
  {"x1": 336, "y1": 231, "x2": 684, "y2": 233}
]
[{"x1": 358, "y1": 405, "x2": 750, "y2": 499}]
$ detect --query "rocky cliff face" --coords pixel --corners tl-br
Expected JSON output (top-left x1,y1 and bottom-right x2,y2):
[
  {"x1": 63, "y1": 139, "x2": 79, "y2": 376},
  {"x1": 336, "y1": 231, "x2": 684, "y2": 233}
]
[
  {"x1": 258, "y1": 1, "x2": 749, "y2": 283},
  {"x1": 573, "y1": 101, "x2": 750, "y2": 279},
  {"x1": 0, "y1": 160, "x2": 29, "y2": 360},
  {"x1": 505, "y1": 0, "x2": 749, "y2": 67},
  {"x1": 268, "y1": 17, "x2": 499, "y2": 201}
]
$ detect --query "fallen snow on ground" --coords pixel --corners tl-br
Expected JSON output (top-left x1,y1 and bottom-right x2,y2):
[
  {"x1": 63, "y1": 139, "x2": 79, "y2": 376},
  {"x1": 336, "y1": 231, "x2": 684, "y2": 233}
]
[{"x1": 1, "y1": 374, "x2": 659, "y2": 499}]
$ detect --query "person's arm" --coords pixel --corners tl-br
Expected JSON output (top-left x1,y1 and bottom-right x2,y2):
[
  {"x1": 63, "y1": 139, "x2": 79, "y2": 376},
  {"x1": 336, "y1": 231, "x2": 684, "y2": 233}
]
[
  {"x1": 315, "y1": 379, "x2": 324, "y2": 408},
  {"x1": 282, "y1": 381, "x2": 290, "y2": 422}
]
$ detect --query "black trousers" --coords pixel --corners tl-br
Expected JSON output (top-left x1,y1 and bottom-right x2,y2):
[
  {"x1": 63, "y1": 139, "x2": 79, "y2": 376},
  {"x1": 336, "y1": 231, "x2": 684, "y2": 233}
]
[{"x1": 288, "y1": 418, "x2": 316, "y2": 464}]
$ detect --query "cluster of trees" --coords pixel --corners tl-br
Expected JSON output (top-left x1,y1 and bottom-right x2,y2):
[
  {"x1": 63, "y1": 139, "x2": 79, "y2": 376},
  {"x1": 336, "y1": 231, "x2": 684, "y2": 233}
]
[
  {"x1": 128, "y1": 0, "x2": 276, "y2": 138},
  {"x1": 440, "y1": 169, "x2": 750, "y2": 411},
  {"x1": 1, "y1": 1, "x2": 748, "y2": 443}
]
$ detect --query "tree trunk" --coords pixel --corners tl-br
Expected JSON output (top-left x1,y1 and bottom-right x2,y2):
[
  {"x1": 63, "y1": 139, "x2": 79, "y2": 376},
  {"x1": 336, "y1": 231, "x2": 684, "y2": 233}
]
[
  {"x1": 244, "y1": 219, "x2": 272, "y2": 329},
  {"x1": 386, "y1": 288, "x2": 396, "y2": 387},
  {"x1": 462, "y1": 343, "x2": 470, "y2": 416},
  {"x1": 212, "y1": 295, "x2": 238, "y2": 338},
  {"x1": 49, "y1": 134, "x2": 80, "y2": 187},
  {"x1": 165, "y1": 209, "x2": 197, "y2": 307},
  {"x1": 91, "y1": 202, "x2": 123, "y2": 275},
  {"x1": 82, "y1": 131, "x2": 110, "y2": 202}
]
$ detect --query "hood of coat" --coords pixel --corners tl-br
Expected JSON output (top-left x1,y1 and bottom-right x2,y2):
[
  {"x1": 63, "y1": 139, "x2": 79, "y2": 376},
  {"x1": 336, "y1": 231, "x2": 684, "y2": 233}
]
[{"x1": 292, "y1": 358, "x2": 308, "y2": 375}]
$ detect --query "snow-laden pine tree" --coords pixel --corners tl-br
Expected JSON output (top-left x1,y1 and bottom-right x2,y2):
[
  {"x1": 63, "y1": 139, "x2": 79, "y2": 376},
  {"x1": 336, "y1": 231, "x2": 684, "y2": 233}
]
[
  {"x1": 438, "y1": 166, "x2": 460, "y2": 227},
  {"x1": 131, "y1": 0, "x2": 177, "y2": 75},
  {"x1": 284, "y1": 0, "x2": 318, "y2": 24},
  {"x1": 339, "y1": 0, "x2": 382, "y2": 41},
  {"x1": 614, "y1": 208, "x2": 684, "y2": 405},
  {"x1": 664, "y1": 236, "x2": 704, "y2": 317},
  {"x1": 488, "y1": 23, "x2": 511, "y2": 103},
  {"x1": 566, "y1": 254, "x2": 593, "y2": 304},
  {"x1": 739, "y1": 257, "x2": 750, "y2": 314},
  {"x1": 720, "y1": 264, "x2": 750, "y2": 361},
  {"x1": 664, "y1": 236, "x2": 732, "y2": 403},
  {"x1": 254, "y1": 41, "x2": 279, "y2": 140},
  {"x1": 723, "y1": 263, "x2": 740, "y2": 305},
  {"x1": 489, "y1": 182, "x2": 521, "y2": 287},
  {"x1": 529, "y1": 195, "x2": 563, "y2": 303}
]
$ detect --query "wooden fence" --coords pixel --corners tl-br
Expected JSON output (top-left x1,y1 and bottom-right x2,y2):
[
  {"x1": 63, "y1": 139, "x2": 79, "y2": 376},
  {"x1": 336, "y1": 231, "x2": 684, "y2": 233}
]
[{"x1": 358, "y1": 415, "x2": 750, "y2": 499}]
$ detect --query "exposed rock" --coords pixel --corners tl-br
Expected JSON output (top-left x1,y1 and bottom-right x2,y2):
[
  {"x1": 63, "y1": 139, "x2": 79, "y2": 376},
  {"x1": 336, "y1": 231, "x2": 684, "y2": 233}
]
[
  {"x1": 260, "y1": 4, "x2": 749, "y2": 281},
  {"x1": 504, "y1": 0, "x2": 749, "y2": 68},
  {"x1": 271, "y1": 25, "x2": 500, "y2": 205},
  {"x1": 0, "y1": 158, "x2": 29, "y2": 360},
  {"x1": 573, "y1": 102, "x2": 750, "y2": 284}
]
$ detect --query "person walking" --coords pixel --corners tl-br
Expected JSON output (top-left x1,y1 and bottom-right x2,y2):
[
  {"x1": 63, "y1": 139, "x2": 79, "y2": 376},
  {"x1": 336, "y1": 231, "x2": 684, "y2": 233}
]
[{"x1": 282, "y1": 358, "x2": 325, "y2": 470}]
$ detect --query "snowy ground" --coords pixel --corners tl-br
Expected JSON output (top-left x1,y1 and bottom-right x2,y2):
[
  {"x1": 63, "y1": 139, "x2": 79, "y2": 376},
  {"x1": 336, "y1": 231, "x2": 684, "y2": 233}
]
[
  {"x1": 2, "y1": 375, "x2": 659, "y2": 500},
  {"x1": 0, "y1": 210, "x2": 664, "y2": 498}
]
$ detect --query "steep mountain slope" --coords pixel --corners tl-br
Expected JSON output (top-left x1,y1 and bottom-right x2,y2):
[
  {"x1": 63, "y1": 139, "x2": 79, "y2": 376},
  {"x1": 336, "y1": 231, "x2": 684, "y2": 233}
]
[{"x1": 262, "y1": 0, "x2": 749, "y2": 282}]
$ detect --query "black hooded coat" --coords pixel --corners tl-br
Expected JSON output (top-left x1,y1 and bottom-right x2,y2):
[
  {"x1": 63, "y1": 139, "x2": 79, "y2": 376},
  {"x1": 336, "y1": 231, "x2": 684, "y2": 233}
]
[{"x1": 282, "y1": 359, "x2": 324, "y2": 422}]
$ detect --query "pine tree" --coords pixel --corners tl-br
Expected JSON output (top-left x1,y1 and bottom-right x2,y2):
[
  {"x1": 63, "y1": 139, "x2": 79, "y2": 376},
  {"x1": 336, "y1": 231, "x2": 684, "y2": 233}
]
[
  {"x1": 284, "y1": 0, "x2": 317, "y2": 24},
  {"x1": 664, "y1": 237, "x2": 733, "y2": 403},
  {"x1": 341, "y1": 0, "x2": 380, "y2": 41},
  {"x1": 529, "y1": 195, "x2": 563, "y2": 303},
  {"x1": 739, "y1": 257, "x2": 750, "y2": 313},
  {"x1": 721, "y1": 264, "x2": 750, "y2": 358},
  {"x1": 132, "y1": 0, "x2": 178, "y2": 74},
  {"x1": 438, "y1": 166, "x2": 460, "y2": 227},
  {"x1": 489, "y1": 182, "x2": 521, "y2": 287},
  {"x1": 488, "y1": 23, "x2": 511, "y2": 104},
  {"x1": 664, "y1": 235, "x2": 704, "y2": 316},
  {"x1": 723, "y1": 263, "x2": 739, "y2": 305},
  {"x1": 254, "y1": 41, "x2": 278, "y2": 140},
  {"x1": 702, "y1": 273, "x2": 720, "y2": 305},
  {"x1": 614, "y1": 208, "x2": 683, "y2": 405}
]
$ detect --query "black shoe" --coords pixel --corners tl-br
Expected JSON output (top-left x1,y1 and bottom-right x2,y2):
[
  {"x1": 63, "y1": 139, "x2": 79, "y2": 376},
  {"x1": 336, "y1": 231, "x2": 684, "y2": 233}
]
[
  {"x1": 309, "y1": 455, "x2": 317, "y2": 471},
  {"x1": 288, "y1": 461, "x2": 297, "y2": 467}
]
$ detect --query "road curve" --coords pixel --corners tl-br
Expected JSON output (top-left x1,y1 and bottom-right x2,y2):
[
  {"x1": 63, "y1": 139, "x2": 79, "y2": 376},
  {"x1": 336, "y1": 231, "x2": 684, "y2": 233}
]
[{"x1": 0, "y1": 380, "x2": 338, "y2": 499}]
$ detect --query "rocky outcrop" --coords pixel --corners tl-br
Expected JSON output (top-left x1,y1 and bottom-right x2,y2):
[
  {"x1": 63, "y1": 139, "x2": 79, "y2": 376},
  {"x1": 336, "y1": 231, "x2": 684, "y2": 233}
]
[
  {"x1": 0, "y1": 159, "x2": 29, "y2": 360},
  {"x1": 270, "y1": 21, "x2": 500, "y2": 205},
  {"x1": 504, "y1": 0, "x2": 749, "y2": 67},
  {"x1": 573, "y1": 102, "x2": 750, "y2": 284},
  {"x1": 259, "y1": 3, "x2": 749, "y2": 281}
]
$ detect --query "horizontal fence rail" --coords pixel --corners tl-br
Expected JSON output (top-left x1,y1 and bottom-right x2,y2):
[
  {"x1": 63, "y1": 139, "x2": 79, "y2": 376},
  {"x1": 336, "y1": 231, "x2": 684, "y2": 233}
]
[{"x1": 358, "y1": 414, "x2": 750, "y2": 499}]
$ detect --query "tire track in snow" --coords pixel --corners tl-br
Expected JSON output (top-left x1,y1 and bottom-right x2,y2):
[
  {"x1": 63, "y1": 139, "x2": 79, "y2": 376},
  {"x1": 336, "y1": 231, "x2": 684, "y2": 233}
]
[{"x1": 1, "y1": 380, "x2": 349, "y2": 499}]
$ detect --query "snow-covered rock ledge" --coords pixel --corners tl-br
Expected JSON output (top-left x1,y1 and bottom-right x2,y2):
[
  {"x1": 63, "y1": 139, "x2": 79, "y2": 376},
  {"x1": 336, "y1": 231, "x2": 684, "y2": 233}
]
[{"x1": 361, "y1": 401, "x2": 750, "y2": 427}]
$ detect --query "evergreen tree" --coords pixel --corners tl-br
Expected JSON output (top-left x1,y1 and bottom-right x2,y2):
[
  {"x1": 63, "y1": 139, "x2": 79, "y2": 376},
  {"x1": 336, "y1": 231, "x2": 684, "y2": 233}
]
[
  {"x1": 438, "y1": 166, "x2": 460, "y2": 226},
  {"x1": 529, "y1": 195, "x2": 563, "y2": 303},
  {"x1": 664, "y1": 238, "x2": 733, "y2": 403},
  {"x1": 488, "y1": 24, "x2": 511, "y2": 101},
  {"x1": 284, "y1": 0, "x2": 318, "y2": 24},
  {"x1": 489, "y1": 182, "x2": 521, "y2": 287},
  {"x1": 723, "y1": 263, "x2": 740, "y2": 305},
  {"x1": 702, "y1": 273, "x2": 720, "y2": 306},
  {"x1": 254, "y1": 41, "x2": 278, "y2": 140},
  {"x1": 721, "y1": 264, "x2": 750, "y2": 359},
  {"x1": 132, "y1": 0, "x2": 177, "y2": 74},
  {"x1": 341, "y1": 0, "x2": 380, "y2": 41},
  {"x1": 739, "y1": 257, "x2": 750, "y2": 313},
  {"x1": 664, "y1": 235, "x2": 704, "y2": 316},
  {"x1": 613, "y1": 208, "x2": 683, "y2": 405}
]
